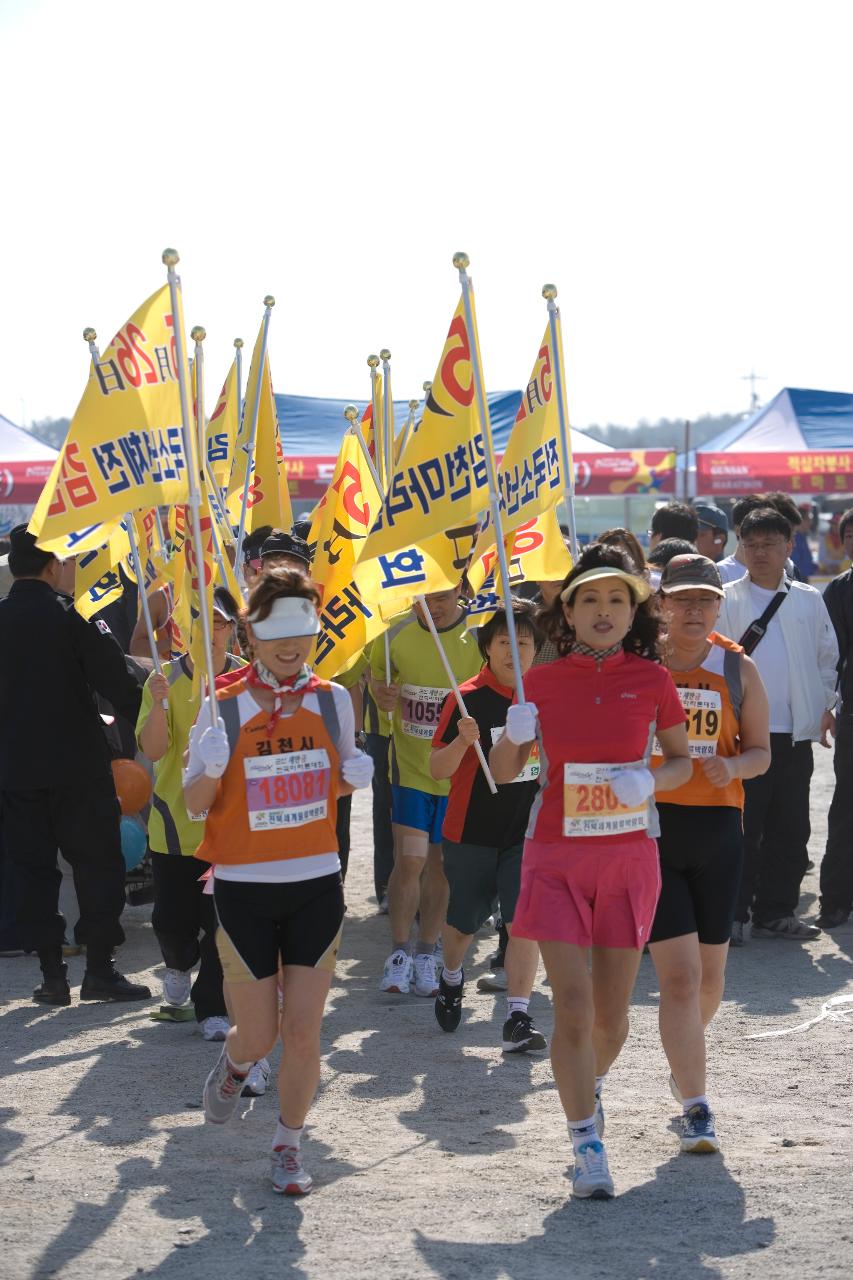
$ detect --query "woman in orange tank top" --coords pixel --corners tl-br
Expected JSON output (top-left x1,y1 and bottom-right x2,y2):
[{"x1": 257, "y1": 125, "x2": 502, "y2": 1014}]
[
  {"x1": 183, "y1": 569, "x2": 374, "y2": 1195},
  {"x1": 649, "y1": 555, "x2": 770, "y2": 1156}
]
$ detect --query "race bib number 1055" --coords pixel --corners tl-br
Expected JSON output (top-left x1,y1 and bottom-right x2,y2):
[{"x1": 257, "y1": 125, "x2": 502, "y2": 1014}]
[{"x1": 400, "y1": 684, "x2": 450, "y2": 739}]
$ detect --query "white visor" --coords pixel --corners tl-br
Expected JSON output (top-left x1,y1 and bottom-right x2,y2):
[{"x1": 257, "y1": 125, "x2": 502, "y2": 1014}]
[{"x1": 247, "y1": 595, "x2": 321, "y2": 640}]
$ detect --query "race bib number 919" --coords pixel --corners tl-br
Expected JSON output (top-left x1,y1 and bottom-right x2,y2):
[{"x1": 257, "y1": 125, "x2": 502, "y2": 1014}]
[
  {"x1": 563, "y1": 762, "x2": 649, "y2": 837},
  {"x1": 244, "y1": 749, "x2": 330, "y2": 831}
]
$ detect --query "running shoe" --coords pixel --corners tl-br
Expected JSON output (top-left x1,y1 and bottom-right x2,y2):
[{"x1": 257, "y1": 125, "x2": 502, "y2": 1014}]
[
  {"x1": 594, "y1": 1093, "x2": 605, "y2": 1139},
  {"x1": 729, "y1": 921, "x2": 745, "y2": 947},
  {"x1": 163, "y1": 968, "x2": 192, "y2": 1007},
  {"x1": 412, "y1": 952, "x2": 439, "y2": 997},
  {"x1": 750, "y1": 916, "x2": 821, "y2": 941},
  {"x1": 501, "y1": 1011, "x2": 546, "y2": 1053},
  {"x1": 203, "y1": 1048, "x2": 248, "y2": 1124},
  {"x1": 816, "y1": 907, "x2": 849, "y2": 929},
  {"x1": 271, "y1": 1145, "x2": 312, "y2": 1195},
  {"x1": 680, "y1": 1103, "x2": 720, "y2": 1154},
  {"x1": 476, "y1": 968, "x2": 508, "y2": 993},
  {"x1": 242, "y1": 1058, "x2": 271, "y2": 1097},
  {"x1": 669, "y1": 1072, "x2": 683, "y2": 1105},
  {"x1": 380, "y1": 950, "x2": 412, "y2": 994},
  {"x1": 571, "y1": 1140, "x2": 614, "y2": 1199},
  {"x1": 434, "y1": 972, "x2": 464, "y2": 1032},
  {"x1": 201, "y1": 1016, "x2": 231, "y2": 1041}
]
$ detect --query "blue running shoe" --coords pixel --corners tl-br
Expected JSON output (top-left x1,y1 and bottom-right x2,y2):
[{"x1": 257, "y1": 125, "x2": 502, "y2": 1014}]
[
  {"x1": 572, "y1": 1140, "x2": 614, "y2": 1199},
  {"x1": 680, "y1": 1103, "x2": 720, "y2": 1154}
]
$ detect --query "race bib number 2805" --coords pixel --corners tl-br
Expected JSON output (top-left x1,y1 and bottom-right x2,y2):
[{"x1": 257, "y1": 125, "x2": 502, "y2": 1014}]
[{"x1": 563, "y1": 762, "x2": 649, "y2": 838}]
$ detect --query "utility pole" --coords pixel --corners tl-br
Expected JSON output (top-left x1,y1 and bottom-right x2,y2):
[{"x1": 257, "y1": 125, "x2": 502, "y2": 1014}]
[{"x1": 742, "y1": 369, "x2": 766, "y2": 412}]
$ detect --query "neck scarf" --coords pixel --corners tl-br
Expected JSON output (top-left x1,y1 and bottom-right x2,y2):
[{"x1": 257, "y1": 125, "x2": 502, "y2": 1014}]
[
  {"x1": 246, "y1": 661, "x2": 317, "y2": 732},
  {"x1": 571, "y1": 640, "x2": 624, "y2": 662}
]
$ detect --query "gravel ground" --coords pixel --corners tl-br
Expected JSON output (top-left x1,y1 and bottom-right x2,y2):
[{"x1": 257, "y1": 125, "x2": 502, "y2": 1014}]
[{"x1": 1, "y1": 747, "x2": 852, "y2": 1280}]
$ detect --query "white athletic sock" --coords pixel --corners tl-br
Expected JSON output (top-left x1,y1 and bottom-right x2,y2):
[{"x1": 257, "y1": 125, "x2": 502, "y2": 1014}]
[
  {"x1": 442, "y1": 964, "x2": 463, "y2": 986},
  {"x1": 567, "y1": 1116, "x2": 599, "y2": 1152},
  {"x1": 226, "y1": 1053, "x2": 251, "y2": 1076},
  {"x1": 595, "y1": 1073, "x2": 607, "y2": 1099},
  {"x1": 273, "y1": 1119, "x2": 303, "y2": 1151},
  {"x1": 506, "y1": 996, "x2": 529, "y2": 1016},
  {"x1": 682, "y1": 1094, "x2": 709, "y2": 1112}
]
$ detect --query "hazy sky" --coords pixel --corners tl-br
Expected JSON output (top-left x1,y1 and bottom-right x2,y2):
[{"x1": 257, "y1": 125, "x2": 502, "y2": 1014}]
[{"x1": 2, "y1": 0, "x2": 851, "y2": 436}]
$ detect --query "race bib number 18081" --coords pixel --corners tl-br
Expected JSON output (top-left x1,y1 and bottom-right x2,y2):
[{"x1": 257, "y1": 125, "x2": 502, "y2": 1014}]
[{"x1": 244, "y1": 749, "x2": 331, "y2": 831}]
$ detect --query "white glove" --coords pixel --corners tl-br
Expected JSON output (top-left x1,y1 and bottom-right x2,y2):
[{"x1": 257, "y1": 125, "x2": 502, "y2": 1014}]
[
  {"x1": 198, "y1": 720, "x2": 230, "y2": 779},
  {"x1": 342, "y1": 750, "x2": 374, "y2": 789},
  {"x1": 609, "y1": 767, "x2": 655, "y2": 808},
  {"x1": 506, "y1": 702, "x2": 538, "y2": 745}
]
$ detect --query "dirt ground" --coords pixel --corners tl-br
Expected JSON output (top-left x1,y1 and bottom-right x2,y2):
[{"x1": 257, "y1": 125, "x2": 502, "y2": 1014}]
[{"x1": 1, "y1": 748, "x2": 852, "y2": 1280}]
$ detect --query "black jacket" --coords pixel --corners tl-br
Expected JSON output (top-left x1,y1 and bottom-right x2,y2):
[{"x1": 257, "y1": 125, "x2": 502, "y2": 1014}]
[
  {"x1": 0, "y1": 579, "x2": 142, "y2": 789},
  {"x1": 823, "y1": 569, "x2": 853, "y2": 712}
]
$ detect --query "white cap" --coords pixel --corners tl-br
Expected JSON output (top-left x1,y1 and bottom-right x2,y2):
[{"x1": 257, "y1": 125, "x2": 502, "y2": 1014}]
[{"x1": 247, "y1": 595, "x2": 320, "y2": 640}]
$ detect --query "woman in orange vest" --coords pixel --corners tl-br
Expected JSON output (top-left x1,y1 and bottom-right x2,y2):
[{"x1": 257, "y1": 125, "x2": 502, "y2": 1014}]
[
  {"x1": 183, "y1": 568, "x2": 373, "y2": 1195},
  {"x1": 650, "y1": 555, "x2": 770, "y2": 1155}
]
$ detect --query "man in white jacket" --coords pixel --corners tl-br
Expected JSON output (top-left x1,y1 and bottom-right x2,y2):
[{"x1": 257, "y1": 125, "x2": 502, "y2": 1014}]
[{"x1": 718, "y1": 507, "x2": 838, "y2": 945}]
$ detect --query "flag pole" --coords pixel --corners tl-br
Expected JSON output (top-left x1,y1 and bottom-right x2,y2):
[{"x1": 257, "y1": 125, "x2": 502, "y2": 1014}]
[
  {"x1": 380, "y1": 348, "x2": 394, "y2": 488},
  {"x1": 368, "y1": 354, "x2": 382, "y2": 486},
  {"x1": 395, "y1": 397, "x2": 420, "y2": 467},
  {"x1": 231, "y1": 337, "x2": 243, "y2": 508},
  {"x1": 83, "y1": 327, "x2": 165, "y2": 703},
  {"x1": 235, "y1": 297, "x2": 275, "y2": 575},
  {"x1": 344, "y1": 405, "x2": 393, "y2": 722},
  {"x1": 162, "y1": 248, "x2": 218, "y2": 729},
  {"x1": 454, "y1": 251, "x2": 526, "y2": 699},
  {"x1": 191, "y1": 326, "x2": 230, "y2": 589},
  {"x1": 415, "y1": 594, "x2": 498, "y2": 795},
  {"x1": 543, "y1": 284, "x2": 579, "y2": 562}
]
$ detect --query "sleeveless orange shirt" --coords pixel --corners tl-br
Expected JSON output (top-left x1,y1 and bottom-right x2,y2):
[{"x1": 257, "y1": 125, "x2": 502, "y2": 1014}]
[
  {"x1": 195, "y1": 675, "x2": 343, "y2": 866},
  {"x1": 652, "y1": 632, "x2": 745, "y2": 809}
]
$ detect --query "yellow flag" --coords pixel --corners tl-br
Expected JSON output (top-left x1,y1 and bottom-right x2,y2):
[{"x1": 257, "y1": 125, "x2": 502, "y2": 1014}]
[
  {"x1": 131, "y1": 508, "x2": 168, "y2": 594},
  {"x1": 469, "y1": 322, "x2": 564, "y2": 573},
  {"x1": 357, "y1": 294, "x2": 490, "y2": 579},
  {"x1": 74, "y1": 520, "x2": 131, "y2": 620},
  {"x1": 30, "y1": 284, "x2": 190, "y2": 555},
  {"x1": 468, "y1": 507, "x2": 571, "y2": 599},
  {"x1": 206, "y1": 359, "x2": 239, "y2": 486},
  {"x1": 311, "y1": 432, "x2": 388, "y2": 679},
  {"x1": 227, "y1": 353, "x2": 286, "y2": 533}
]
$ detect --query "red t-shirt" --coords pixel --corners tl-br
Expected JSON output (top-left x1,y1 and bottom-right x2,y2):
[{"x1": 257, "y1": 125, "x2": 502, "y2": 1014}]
[{"x1": 522, "y1": 650, "x2": 686, "y2": 844}]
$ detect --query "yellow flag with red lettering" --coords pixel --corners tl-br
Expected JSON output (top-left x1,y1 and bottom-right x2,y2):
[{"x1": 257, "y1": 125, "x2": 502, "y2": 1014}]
[
  {"x1": 227, "y1": 340, "x2": 288, "y2": 533},
  {"x1": 357, "y1": 294, "x2": 490, "y2": 583},
  {"x1": 310, "y1": 431, "x2": 388, "y2": 679},
  {"x1": 30, "y1": 283, "x2": 191, "y2": 555}
]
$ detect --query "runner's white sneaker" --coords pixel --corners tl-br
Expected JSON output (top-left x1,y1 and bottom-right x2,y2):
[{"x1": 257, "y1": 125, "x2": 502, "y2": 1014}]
[
  {"x1": 163, "y1": 968, "x2": 191, "y2": 1007},
  {"x1": 201, "y1": 1016, "x2": 230, "y2": 1041},
  {"x1": 412, "y1": 952, "x2": 439, "y2": 997},
  {"x1": 271, "y1": 1145, "x2": 313, "y2": 1195},
  {"x1": 203, "y1": 1048, "x2": 247, "y2": 1124},
  {"x1": 571, "y1": 1139, "x2": 615, "y2": 1199},
  {"x1": 242, "y1": 1058, "x2": 271, "y2": 1097},
  {"x1": 380, "y1": 950, "x2": 412, "y2": 994}
]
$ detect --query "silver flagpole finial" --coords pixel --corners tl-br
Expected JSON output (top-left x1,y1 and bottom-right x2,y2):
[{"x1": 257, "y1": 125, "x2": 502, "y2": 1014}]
[
  {"x1": 190, "y1": 326, "x2": 206, "y2": 343},
  {"x1": 380, "y1": 348, "x2": 391, "y2": 362},
  {"x1": 263, "y1": 295, "x2": 276, "y2": 309},
  {"x1": 422, "y1": 380, "x2": 432, "y2": 394},
  {"x1": 233, "y1": 337, "x2": 244, "y2": 349},
  {"x1": 542, "y1": 283, "x2": 558, "y2": 301},
  {"x1": 408, "y1": 398, "x2": 419, "y2": 412},
  {"x1": 367, "y1": 354, "x2": 380, "y2": 369},
  {"x1": 162, "y1": 247, "x2": 179, "y2": 267},
  {"x1": 452, "y1": 251, "x2": 470, "y2": 270},
  {"x1": 82, "y1": 327, "x2": 97, "y2": 343},
  {"x1": 344, "y1": 404, "x2": 359, "y2": 424}
]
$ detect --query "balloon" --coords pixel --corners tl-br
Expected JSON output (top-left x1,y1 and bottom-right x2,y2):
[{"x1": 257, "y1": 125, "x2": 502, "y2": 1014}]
[
  {"x1": 120, "y1": 817, "x2": 147, "y2": 872},
  {"x1": 111, "y1": 758, "x2": 153, "y2": 816}
]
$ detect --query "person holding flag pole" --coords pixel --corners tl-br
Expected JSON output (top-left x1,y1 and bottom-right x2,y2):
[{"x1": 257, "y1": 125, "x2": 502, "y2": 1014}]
[{"x1": 543, "y1": 284, "x2": 580, "y2": 562}]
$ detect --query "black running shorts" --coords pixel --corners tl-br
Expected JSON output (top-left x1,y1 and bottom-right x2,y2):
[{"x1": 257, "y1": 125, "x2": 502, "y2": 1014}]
[
  {"x1": 213, "y1": 872, "x2": 344, "y2": 982},
  {"x1": 650, "y1": 804, "x2": 743, "y2": 945},
  {"x1": 442, "y1": 839, "x2": 523, "y2": 936}
]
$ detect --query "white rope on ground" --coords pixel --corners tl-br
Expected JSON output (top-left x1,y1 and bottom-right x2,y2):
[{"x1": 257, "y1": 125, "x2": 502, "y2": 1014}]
[{"x1": 746, "y1": 993, "x2": 853, "y2": 1039}]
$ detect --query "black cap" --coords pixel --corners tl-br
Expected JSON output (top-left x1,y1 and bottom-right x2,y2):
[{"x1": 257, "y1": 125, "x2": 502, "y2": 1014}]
[
  {"x1": 8, "y1": 525, "x2": 55, "y2": 577},
  {"x1": 660, "y1": 553, "x2": 724, "y2": 597},
  {"x1": 260, "y1": 531, "x2": 311, "y2": 568}
]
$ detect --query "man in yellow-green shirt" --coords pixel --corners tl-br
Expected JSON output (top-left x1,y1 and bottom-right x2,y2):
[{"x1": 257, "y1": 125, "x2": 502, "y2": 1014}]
[{"x1": 370, "y1": 587, "x2": 482, "y2": 998}]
